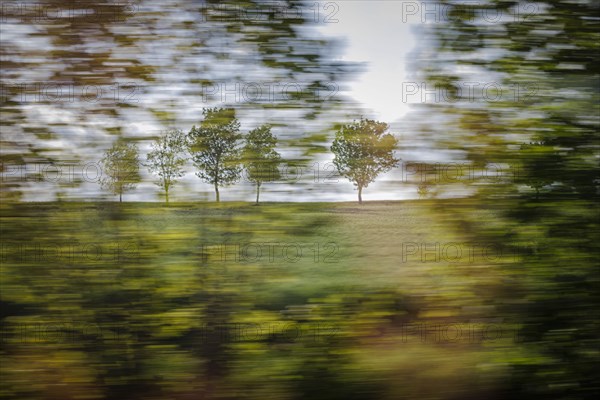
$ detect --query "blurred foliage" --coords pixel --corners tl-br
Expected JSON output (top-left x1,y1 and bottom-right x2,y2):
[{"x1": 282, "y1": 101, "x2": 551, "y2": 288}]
[
  {"x1": 1, "y1": 201, "x2": 527, "y2": 400},
  {"x1": 415, "y1": 0, "x2": 600, "y2": 398},
  {"x1": 1, "y1": 0, "x2": 599, "y2": 398},
  {"x1": 0, "y1": 0, "x2": 356, "y2": 201}
]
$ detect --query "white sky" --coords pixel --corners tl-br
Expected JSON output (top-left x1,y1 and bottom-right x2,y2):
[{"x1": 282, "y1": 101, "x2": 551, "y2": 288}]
[{"x1": 318, "y1": 0, "x2": 417, "y2": 122}]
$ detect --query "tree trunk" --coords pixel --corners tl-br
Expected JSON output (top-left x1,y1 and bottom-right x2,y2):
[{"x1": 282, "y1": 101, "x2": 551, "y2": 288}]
[
  {"x1": 256, "y1": 182, "x2": 261, "y2": 204},
  {"x1": 358, "y1": 185, "x2": 363, "y2": 204},
  {"x1": 215, "y1": 182, "x2": 220, "y2": 202},
  {"x1": 165, "y1": 189, "x2": 169, "y2": 206},
  {"x1": 119, "y1": 191, "x2": 122, "y2": 203}
]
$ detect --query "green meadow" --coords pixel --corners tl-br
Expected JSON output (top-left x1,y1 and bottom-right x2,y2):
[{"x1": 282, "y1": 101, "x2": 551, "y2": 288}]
[{"x1": 1, "y1": 200, "x2": 529, "y2": 399}]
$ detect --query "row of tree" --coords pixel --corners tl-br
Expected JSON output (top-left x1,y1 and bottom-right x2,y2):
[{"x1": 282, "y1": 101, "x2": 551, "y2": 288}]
[{"x1": 100, "y1": 108, "x2": 399, "y2": 204}]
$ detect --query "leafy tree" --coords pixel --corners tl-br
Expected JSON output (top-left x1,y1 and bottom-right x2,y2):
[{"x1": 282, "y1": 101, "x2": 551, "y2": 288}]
[
  {"x1": 188, "y1": 108, "x2": 242, "y2": 202},
  {"x1": 146, "y1": 128, "x2": 188, "y2": 204},
  {"x1": 331, "y1": 119, "x2": 399, "y2": 204},
  {"x1": 242, "y1": 125, "x2": 281, "y2": 204},
  {"x1": 100, "y1": 139, "x2": 141, "y2": 202}
]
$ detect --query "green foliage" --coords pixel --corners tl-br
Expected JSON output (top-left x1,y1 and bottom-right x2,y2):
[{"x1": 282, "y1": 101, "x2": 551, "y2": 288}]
[
  {"x1": 0, "y1": 200, "x2": 518, "y2": 400},
  {"x1": 242, "y1": 125, "x2": 281, "y2": 203},
  {"x1": 418, "y1": 1, "x2": 600, "y2": 398},
  {"x1": 516, "y1": 142, "x2": 560, "y2": 199},
  {"x1": 146, "y1": 129, "x2": 188, "y2": 204},
  {"x1": 331, "y1": 118, "x2": 399, "y2": 203},
  {"x1": 188, "y1": 108, "x2": 242, "y2": 202},
  {"x1": 100, "y1": 140, "x2": 141, "y2": 202}
]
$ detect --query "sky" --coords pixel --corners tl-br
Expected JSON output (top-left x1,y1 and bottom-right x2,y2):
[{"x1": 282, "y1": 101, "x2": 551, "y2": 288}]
[{"x1": 318, "y1": 0, "x2": 418, "y2": 123}]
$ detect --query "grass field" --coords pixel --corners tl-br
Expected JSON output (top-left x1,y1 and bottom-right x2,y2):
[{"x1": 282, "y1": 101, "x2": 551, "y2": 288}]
[{"x1": 1, "y1": 200, "x2": 526, "y2": 399}]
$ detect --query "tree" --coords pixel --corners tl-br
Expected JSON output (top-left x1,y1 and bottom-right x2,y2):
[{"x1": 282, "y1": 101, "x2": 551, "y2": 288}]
[
  {"x1": 331, "y1": 118, "x2": 399, "y2": 204},
  {"x1": 100, "y1": 139, "x2": 141, "y2": 202},
  {"x1": 146, "y1": 128, "x2": 188, "y2": 205},
  {"x1": 188, "y1": 108, "x2": 242, "y2": 202},
  {"x1": 417, "y1": 183, "x2": 432, "y2": 199},
  {"x1": 516, "y1": 141, "x2": 563, "y2": 201},
  {"x1": 242, "y1": 125, "x2": 281, "y2": 204}
]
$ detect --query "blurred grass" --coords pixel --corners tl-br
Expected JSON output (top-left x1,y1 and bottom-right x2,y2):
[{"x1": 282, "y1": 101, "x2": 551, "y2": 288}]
[{"x1": 1, "y1": 200, "x2": 525, "y2": 399}]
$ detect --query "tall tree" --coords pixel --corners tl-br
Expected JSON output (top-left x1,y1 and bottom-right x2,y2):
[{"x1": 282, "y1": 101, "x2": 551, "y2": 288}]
[
  {"x1": 188, "y1": 108, "x2": 242, "y2": 202},
  {"x1": 100, "y1": 139, "x2": 141, "y2": 202},
  {"x1": 331, "y1": 118, "x2": 399, "y2": 204},
  {"x1": 242, "y1": 125, "x2": 281, "y2": 204},
  {"x1": 146, "y1": 128, "x2": 188, "y2": 205}
]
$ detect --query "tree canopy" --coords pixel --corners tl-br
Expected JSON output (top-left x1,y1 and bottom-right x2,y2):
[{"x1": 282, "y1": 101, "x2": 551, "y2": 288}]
[
  {"x1": 331, "y1": 118, "x2": 399, "y2": 203},
  {"x1": 242, "y1": 124, "x2": 281, "y2": 204},
  {"x1": 100, "y1": 139, "x2": 141, "y2": 202},
  {"x1": 146, "y1": 128, "x2": 188, "y2": 204},
  {"x1": 188, "y1": 108, "x2": 242, "y2": 202}
]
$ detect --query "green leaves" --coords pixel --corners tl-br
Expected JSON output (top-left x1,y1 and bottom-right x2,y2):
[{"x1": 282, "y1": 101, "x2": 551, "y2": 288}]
[
  {"x1": 100, "y1": 139, "x2": 141, "y2": 201},
  {"x1": 146, "y1": 129, "x2": 188, "y2": 203},
  {"x1": 243, "y1": 125, "x2": 282, "y2": 184},
  {"x1": 188, "y1": 108, "x2": 243, "y2": 201},
  {"x1": 331, "y1": 118, "x2": 399, "y2": 201},
  {"x1": 242, "y1": 124, "x2": 282, "y2": 203},
  {"x1": 417, "y1": 1, "x2": 600, "y2": 398}
]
